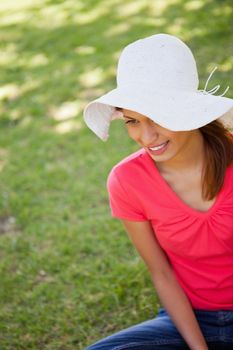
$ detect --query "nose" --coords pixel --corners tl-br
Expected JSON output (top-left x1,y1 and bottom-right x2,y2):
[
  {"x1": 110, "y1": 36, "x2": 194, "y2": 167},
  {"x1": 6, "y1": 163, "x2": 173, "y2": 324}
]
[{"x1": 139, "y1": 121, "x2": 159, "y2": 146}]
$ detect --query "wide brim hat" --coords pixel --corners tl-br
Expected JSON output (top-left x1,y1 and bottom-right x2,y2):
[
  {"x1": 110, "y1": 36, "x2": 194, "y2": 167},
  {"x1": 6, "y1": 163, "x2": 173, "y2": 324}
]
[{"x1": 83, "y1": 33, "x2": 233, "y2": 141}]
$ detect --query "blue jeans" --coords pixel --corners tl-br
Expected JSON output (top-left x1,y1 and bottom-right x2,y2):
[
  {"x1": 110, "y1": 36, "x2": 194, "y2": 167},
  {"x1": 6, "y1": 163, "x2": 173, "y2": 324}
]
[{"x1": 86, "y1": 308, "x2": 233, "y2": 349}]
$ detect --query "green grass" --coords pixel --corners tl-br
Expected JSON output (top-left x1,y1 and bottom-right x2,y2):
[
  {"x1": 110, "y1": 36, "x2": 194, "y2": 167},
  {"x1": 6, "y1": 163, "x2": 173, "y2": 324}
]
[{"x1": 0, "y1": 0, "x2": 232, "y2": 348}]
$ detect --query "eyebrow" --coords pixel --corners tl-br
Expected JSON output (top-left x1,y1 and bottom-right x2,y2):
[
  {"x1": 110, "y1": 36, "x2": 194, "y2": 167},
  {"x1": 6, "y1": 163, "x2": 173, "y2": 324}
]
[{"x1": 123, "y1": 115, "x2": 136, "y2": 119}]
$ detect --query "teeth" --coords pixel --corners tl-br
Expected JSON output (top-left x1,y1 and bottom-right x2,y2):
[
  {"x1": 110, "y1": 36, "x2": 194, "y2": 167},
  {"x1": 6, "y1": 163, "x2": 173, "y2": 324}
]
[{"x1": 149, "y1": 142, "x2": 168, "y2": 151}]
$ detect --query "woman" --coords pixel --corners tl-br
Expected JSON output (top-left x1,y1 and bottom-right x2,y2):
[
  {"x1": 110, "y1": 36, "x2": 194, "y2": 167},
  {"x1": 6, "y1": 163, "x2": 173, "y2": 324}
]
[{"x1": 83, "y1": 34, "x2": 233, "y2": 350}]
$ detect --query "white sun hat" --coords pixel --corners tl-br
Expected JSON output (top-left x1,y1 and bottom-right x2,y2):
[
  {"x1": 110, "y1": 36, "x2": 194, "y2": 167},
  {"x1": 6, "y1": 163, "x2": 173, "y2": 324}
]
[{"x1": 83, "y1": 33, "x2": 233, "y2": 141}]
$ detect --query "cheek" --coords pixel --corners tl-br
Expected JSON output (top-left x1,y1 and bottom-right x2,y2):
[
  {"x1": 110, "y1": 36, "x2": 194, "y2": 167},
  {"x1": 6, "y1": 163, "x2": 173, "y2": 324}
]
[
  {"x1": 170, "y1": 137, "x2": 188, "y2": 154},
  {"x1": 163, "y1": 138, "x2": 181, "y2": 156},
  {"x1": 127, "y1": 128, "x2": 138, "y2": 141}
]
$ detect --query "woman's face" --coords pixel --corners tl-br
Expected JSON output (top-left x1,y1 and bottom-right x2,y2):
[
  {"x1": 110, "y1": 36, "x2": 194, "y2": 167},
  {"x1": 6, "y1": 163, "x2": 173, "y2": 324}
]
[{"x1": 121, "y1": 108, "x2": 200, "y2": 163}]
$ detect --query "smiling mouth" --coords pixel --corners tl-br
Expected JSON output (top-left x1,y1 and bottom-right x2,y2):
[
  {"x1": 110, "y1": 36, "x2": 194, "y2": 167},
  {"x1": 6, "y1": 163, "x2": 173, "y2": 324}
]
[{"x1": 148, "y1": 141, "x2": 169, "y2": 151}]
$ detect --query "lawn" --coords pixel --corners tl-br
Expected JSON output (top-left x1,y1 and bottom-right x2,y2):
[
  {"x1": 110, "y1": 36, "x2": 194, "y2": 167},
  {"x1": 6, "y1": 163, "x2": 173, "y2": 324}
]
[{"x1": 0, "y1": 0, "x2": 232, "y2": 349}]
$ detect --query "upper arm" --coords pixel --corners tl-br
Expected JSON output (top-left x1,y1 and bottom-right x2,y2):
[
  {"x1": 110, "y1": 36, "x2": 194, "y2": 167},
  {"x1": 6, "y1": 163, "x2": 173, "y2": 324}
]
[
  {"x1": 121, "y1": 219, "x2": 172, "y2": 278},
  {"x1": 107, "y1": 168, "x2": 147, "y2": 221}
]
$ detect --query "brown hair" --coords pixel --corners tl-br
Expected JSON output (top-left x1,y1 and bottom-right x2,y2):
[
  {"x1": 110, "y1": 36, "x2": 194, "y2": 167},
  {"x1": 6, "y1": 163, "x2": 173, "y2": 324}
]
[{"x1": 200, "y1": 120, "x2": 233, "y2": 200}]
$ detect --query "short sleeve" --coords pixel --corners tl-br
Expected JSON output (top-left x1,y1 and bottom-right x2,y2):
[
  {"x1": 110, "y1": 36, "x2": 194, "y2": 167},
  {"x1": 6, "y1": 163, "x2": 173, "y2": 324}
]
[{"x1": 106, "y1": 168, "x2": 147, "y2": 221}]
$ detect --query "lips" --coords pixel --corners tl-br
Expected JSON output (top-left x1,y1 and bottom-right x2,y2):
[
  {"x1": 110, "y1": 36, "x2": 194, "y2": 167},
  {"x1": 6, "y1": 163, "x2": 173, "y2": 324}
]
[
  {"x1": 148, "y1": 141, "x2": 169, "y2": 151},
  {"x1": 147, "y1": 141, "x2": 169, "y2": 155}
]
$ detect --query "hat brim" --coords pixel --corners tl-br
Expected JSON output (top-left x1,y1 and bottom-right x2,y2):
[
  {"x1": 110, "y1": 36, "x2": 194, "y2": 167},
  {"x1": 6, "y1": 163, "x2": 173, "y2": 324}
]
[{"x1": 83, "y1": 86, "x2": 233, "y2": 141}]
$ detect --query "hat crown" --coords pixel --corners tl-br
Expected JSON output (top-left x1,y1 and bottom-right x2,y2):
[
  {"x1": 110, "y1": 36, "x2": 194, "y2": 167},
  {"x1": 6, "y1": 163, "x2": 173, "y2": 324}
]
[{"x1": 117, "y1": 34, "x2": 199, "y2": 92}]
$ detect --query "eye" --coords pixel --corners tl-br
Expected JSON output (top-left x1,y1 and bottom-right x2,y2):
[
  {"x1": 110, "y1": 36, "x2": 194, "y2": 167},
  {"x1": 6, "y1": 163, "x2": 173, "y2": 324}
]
[{"x1": 124, "y1": 119, "x2": 139, "y2": 125}]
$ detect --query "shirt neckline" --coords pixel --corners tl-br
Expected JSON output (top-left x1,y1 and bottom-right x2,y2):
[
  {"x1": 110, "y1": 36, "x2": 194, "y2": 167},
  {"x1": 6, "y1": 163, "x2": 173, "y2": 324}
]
[{"x1": 142, "y1": 149, "x2": 229, "y2": 219}]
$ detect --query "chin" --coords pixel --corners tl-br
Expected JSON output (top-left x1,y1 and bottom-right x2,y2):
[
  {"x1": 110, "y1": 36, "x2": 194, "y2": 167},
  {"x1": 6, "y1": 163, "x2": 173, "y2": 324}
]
[{"x1": 150, "y1": 152, "x2": 174, "y2": 163}]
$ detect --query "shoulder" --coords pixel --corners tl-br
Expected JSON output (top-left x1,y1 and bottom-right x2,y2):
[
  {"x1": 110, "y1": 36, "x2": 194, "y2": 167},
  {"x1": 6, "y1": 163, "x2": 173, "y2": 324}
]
[
  {"x1": 113, "y1": 147, "x2": 146, "y2": 169},
  {"x1": 106, "y1": 149, "x2": 149, "y2": 221},
  {"x1": 107, "y1": 148, "x2": 148, "y2": 186},
  {"x1": 109, "y1": 148, "x2": 146, "y2": 176}
]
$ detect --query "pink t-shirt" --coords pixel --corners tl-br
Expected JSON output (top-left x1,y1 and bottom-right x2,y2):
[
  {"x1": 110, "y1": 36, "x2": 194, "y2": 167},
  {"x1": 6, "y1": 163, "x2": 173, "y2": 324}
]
[{"x1": 107, "y1": 148, "x2": 233, "y2": 310}]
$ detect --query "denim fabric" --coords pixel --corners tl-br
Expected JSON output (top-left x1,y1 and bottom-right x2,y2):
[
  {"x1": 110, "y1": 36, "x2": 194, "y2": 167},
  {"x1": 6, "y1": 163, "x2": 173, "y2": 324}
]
[{"x1": 86, "y1": 308, "x2": 233, "y2": 350}]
